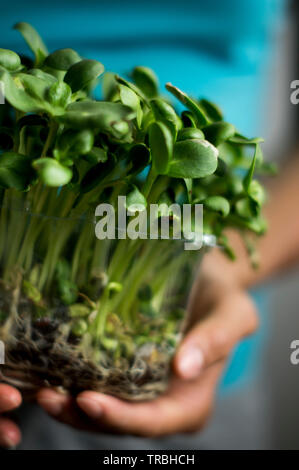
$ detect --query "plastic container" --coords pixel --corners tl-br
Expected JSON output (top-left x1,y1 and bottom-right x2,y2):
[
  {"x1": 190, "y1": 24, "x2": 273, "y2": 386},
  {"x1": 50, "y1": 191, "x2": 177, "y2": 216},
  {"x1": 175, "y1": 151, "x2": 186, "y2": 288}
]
[{"x1": 0, "y1": 191, "x2": 209, "y2": 400}]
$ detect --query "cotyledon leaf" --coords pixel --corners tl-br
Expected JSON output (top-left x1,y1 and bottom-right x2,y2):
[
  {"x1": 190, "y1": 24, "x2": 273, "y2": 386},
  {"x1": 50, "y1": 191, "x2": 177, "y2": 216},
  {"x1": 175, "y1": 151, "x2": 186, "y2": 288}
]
[{"x1": 168, "y1": 139, "x2": 218, "y2": 179}]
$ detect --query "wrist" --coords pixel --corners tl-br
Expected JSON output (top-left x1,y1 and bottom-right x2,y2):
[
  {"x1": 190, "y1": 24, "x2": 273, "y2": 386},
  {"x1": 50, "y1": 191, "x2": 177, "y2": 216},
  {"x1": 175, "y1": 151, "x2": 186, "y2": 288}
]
[{"x1": 204, "y1": 232, "x2": 258, "y2": 290}]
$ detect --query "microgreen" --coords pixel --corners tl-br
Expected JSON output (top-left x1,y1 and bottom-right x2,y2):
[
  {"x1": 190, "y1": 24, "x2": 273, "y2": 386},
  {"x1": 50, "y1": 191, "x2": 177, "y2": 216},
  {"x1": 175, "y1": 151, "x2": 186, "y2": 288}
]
[{"x1": 0, "y1": 23, "x2": 272, "y2": 393}]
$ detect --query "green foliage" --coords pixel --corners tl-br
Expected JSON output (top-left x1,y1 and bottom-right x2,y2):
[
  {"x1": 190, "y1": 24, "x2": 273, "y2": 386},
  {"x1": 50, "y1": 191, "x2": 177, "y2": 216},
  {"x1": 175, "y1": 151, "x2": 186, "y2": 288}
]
[
  {"x1": 33, "y1": 158, "x2": 72, "y2": 186},
  {"x1": 64, "y1": 59, "x2": 104, "y2": 92},
  {"x1": 0, "y1": 152, "x2": 35, "y2": 190},
  {"x1": 204, "y1": 196, "x2": 230, "y2": 217},
  {"x1": 0, "y1": 23, "x2": 273, "y2": 348},
  {"x1": 44, "y1": 48, "x2": 81, "y2": 71},
  {"x1": 0, "y1": 49, "x2": 21, "y2": 71},
  {"x1": 149, "y1": 121, "x2": 173, "y2": 175},
  {"x1": 14, "y1": 22, "x2": 48, "y2": 66},
  {"x1": 132, "y1": 66, "x2": 159, "y2": 98},
  {"x1": 168, "y1": 139, "x2": 218, "y2": 178},
  {"x1": 60, "y1": 101, "x2": 135, "y2": 131},
  {"x1": 0, "y1": 22, "x2": 270, "y2": 253}
]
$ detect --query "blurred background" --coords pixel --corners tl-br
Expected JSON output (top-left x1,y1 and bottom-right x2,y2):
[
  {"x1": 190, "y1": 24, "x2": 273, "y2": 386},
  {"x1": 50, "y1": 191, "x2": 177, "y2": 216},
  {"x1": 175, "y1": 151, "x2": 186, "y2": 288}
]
[{"x1": 0, "y1": 0, "x2": 298, "y2": 449}]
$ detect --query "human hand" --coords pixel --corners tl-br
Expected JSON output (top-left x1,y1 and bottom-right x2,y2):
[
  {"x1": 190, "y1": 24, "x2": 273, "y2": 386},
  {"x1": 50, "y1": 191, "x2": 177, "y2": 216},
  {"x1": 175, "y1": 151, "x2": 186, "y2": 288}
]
[
  {"x1": 37, "y1": 250, "x2": 258, "y2": 437},
  {"x1": 0, "y1": 384, "x2": 22, "y2": 447}
]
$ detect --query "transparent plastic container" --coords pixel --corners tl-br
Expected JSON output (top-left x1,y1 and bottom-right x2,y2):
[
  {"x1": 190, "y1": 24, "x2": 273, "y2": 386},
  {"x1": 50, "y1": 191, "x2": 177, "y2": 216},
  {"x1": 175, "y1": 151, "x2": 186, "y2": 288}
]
[{"x1": 0, "y1": 191, "x2": 210, "y2": 400}]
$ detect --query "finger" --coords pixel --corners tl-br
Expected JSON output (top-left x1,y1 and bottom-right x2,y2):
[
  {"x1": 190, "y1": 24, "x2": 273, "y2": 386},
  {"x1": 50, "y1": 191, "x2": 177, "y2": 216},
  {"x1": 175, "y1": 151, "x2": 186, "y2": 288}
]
[
  {"x1": 76, "y1": 363, "x2": 222, "y2": 437},
  {"x1": 36, "y1": 388, "x2": 70, "y2": 417},
  {"x1": 174, "y1": 290, "x2": 258, "y2": 380},
  {"x1": 36, "y1": 389, "x2": 104, "y2": 432},
  {"x1": 0, "y1": 384, "x2": 22, "y2": 413},
  {"x1": 0, "y1": 417, "x2": 21, "y2": 448}
]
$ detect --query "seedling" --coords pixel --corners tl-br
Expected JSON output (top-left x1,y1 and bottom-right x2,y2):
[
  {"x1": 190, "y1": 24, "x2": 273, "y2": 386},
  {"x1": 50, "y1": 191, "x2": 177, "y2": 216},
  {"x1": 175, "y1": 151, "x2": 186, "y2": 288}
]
[{"x1": 0, "y1": 23, "x2": 272, "y2": 400}]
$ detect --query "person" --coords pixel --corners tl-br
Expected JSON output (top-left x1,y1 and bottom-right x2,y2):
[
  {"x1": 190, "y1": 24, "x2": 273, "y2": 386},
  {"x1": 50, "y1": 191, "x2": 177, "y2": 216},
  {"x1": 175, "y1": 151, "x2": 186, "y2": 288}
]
[{"x1": 0, "y1": 0, "x2": 293, "y2": 448}]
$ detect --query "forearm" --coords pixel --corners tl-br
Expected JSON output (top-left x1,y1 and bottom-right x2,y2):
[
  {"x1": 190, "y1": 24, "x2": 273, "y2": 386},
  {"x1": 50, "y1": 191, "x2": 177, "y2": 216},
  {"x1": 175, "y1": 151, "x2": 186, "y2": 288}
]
[{"x1": 207, "y1": 151, "x2": 299, "y2": 289}]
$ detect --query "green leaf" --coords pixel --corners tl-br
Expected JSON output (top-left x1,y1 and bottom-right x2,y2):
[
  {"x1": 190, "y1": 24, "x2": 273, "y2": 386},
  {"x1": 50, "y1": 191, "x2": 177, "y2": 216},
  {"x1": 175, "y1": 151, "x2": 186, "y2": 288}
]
[
  {"x1": 243, "y1": 144, "x2": 262, "y2": 192},
  {"x1": 235, "y1": 197, "x2": 255, "y2": 218},
  {"x1": 28, "y1": 68, "x2": 57, "y2": 85},
  {"x1": 23, "y1": 280, "x2": 41, "y2": 303},
  {"x1": 64, "y1": 59, "x2": 104, "y2": 92},
  {"x1": 203, "y1": 122, "x2": 235, "y2": 147},
  {"x1": 168, "y1": 139, "x2": 218, "y2": 179},
  {"x1": 119, "y1": 84, "x2": 139, "y2": 109},
  {"x1": 227, "y1": 174, "x2": 243, "y2": 196},
  {"x1": 215, "y1": 157, "x2": 228, "y2": 177},
  {"x1": 83, "y1": 147, "x2": 107, "y2": 165},
  {"x1": 0, "y1": 67, "x2": 43, "y2": 112},
  {"x1": 242, "y1": 216, "x2": 267, "y2": 235},
  {"x1": 46, "y1": 81, "x2": 72, "y2": 108},
  {"x1": 0, "y1": 152, "x2": 35, "y2": 190},
  {"x1": 0, "y1": 68, "x2": 63, "y2": 115},
  {"x1": 101, "y1": 72, "x2": 118, "y2": 100},
  {"x1": 115, "y1": 75, "x2": 147, "y2": 101},
  {"x1": 198, "y1": 98, "x2": 223, "y2": 122},
  {"x1": 132, "y1": 66, "x2": 159, "y2": 98},
  {"x1": 184, "y1": 178, "x2": 193, "y2": 203},
  {"x1": 58, "y1": 279, "x2": 78, "y2": 305},
  {"x1": 218, "y1": 235, "x2": 236, "y2": 260},
  {"x1": 166, "y1": 83, "x2": 209, "y2": 126},
  {"x1": 16, "y1": 72, "x2": 49, "y2": 100},
  {"x1": 71, "y1": 319, "x2": 88, "y2": 336},
  {"x1": 80, "y1": 156, "x2": 116, "y2": 193},
  {"x1": 119, "y1": 84, "x2": 142, "y2": 127},
  {"x1": 42, "y1": 66, "x2": 65, "y2": 82},
  {"x1": 177, "y1": 127, "x2": 204, "y2": 141},
  {"x1": 181, "y1": 111, "x2": 197, "y2": 128},
  {"x1": 60, "y1": 100, "x2": 135, "y2": 130},
  {"x1": 44, "y1": 48, "x2": 81, "y2": 70},
  {"x1": 204, "y1": 196, "x2": 230, "y2": 217},
  {"x1": 0, "y1": 49, "x2": 21, "y2": 71},
  {"x1": 14, "y1": 22, "x2": 48, "y2": 66},
  {"x1": 69, "y1": 130, "x2": 94, "y2": 155},
  {"x1": 126, "y1": 185, "x2": 147, "y2": 212},
  {"x1": 33, "y1": 158, "x2": 72, "y2": 186},
  {"x1": 228, "y1": 134, "x2": 264, "y2": 145},
  {"x1": 69, "y1": 304, "x2": 90, "y2": 318},
  {"x1": 247, "y1": 180, "x2": 265, "y2": 207},
  {"x1": 149, "y1": 121, "x2": 173, "y2": 175},
  {"x1": 55, "y1": 129, "x2": 94, "y2": 160},
  {"x1": 127, "y1": 144, "x2": 151, "y2": 176},
  {"x1": 150, "y1": 98, "x2": 180, "y2": 135},
  {"x1": 110, "y1": 121, "x2": 130, "y2": 139}
]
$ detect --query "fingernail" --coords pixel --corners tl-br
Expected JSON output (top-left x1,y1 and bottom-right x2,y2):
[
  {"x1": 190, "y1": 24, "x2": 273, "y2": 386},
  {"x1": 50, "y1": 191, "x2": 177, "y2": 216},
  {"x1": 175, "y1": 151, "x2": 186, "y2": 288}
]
[
  {"x1": 38, "y1": 398, "x2": 64, "y2": 416},
  {"x1": 178, "y1": 346, "x2": 204, "y2": 379},
  {"x1": 0, "y1": 395, "x2": 20, "y2": 412},
  {"x1": 0, "y1": 431, "x2": 18, "y2": 448},
  {"x1": 77, "y1": 397, "x2": 103, "y2": 419}
]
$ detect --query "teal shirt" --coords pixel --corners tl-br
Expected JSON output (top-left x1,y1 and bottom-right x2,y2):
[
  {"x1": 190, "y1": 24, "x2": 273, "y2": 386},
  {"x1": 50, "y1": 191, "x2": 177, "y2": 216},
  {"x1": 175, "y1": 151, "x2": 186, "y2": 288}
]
[{"x1": 0, "y1": 0, "x2": 288, "y2": 390}]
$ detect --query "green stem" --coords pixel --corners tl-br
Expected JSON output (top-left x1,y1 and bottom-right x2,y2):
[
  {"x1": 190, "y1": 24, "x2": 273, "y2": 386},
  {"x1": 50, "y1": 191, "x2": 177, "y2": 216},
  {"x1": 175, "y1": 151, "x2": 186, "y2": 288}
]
[
  {"x1": 41, "y1": 120, "x2": 58, "y2": 158},
  {"x1": 142, "y1": 166, "x2": 157, "y2": 198}
]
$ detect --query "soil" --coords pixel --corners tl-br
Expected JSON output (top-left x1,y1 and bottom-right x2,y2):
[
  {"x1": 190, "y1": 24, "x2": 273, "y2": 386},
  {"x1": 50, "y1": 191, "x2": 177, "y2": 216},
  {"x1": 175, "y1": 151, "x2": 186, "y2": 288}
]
[{"x1": 0, "y1": 317, "x2": 172, "y2": 401}]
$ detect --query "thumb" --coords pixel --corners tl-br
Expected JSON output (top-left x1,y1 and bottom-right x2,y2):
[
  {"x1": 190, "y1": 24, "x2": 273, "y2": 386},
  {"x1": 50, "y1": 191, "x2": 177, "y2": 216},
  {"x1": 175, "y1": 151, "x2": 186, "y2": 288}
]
[{"x1": 174, "y1": 290, "x2": 258, "y2": 380}]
